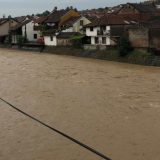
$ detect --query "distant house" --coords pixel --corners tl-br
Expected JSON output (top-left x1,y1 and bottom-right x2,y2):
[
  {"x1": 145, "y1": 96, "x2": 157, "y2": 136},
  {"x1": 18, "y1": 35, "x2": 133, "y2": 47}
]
[
  {"x1": 84, "y1": 15, "x2": 133, "y2": 48},
  {"x1": 11, "y1": 19, "x2": 41, "y2": 44},
  {"x1": 60, "y1": 16, "x2": 91, "y2": 33},
  {"x1": 0, "y1": 18, "x2": 18, "y2": 43},
  {"x1": 39, "y1": 8, "x2": 80, "y2": 30},
  {"x1": 14, "y1": 16, "x2": 28, "y2": 23},
  {"x1": 116, "y1": 3, "x2": 157, "y2": 14}
]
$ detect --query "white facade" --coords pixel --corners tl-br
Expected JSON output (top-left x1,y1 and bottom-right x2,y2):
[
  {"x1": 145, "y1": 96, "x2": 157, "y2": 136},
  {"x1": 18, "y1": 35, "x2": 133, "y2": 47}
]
[
  {"x1": 86, "y1": 27, "x2": 100, "y2": 36},
  {"x1": 86, "y1": 26, "x2": 111, "y2": 46},
  {"x1": 62, "y1": 16, "x2": 91, "y2": 33},
  {"x1": 44, "y1": 36, "x2": 57, "y2": 46},
  {"x1": 22, "y1": 21, "x2": 40, "y2": 42},
  {"x1": 62, "y1": 27, "x2": 73, "y2": 32}
]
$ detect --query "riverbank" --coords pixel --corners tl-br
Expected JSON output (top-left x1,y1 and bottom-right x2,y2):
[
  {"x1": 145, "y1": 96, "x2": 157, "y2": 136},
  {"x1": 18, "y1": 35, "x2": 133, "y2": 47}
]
[
  {"x1": 1, "y1": 44, "x2": 160, "y2": 67},
  {"x1": 44, "y1": 46, "x2": 160, "y2": 67}
]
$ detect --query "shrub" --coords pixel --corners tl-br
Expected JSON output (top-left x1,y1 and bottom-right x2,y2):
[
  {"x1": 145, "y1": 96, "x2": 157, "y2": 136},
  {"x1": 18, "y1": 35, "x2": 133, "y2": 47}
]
[
  {"x1": 118, "y1": 36, "x2": 133, "y2": 57},
  {"x1": 17, "y1": 36, "x2": 28, "y2": 46}
]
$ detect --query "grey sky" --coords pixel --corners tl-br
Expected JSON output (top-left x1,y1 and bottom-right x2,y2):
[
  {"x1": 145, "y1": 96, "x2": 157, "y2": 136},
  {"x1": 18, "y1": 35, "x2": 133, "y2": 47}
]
[{"x1": 0, "y1": 0, "x2": 143, "y2": 17}]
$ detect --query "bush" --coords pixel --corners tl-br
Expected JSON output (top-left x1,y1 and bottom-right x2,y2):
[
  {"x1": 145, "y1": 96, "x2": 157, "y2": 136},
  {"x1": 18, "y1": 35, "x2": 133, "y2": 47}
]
[
  {"x1": 118, "y1": 36, "x2": 133, "y2": 57},
  {"x1": 17, "y1": 36, "x2": 28, "y2": 46}
]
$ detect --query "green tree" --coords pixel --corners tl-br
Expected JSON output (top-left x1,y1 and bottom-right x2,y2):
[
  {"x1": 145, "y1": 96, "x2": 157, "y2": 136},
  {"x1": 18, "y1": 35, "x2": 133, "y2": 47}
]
[{"x1": 118, "y1": 35, "x2": 133, "y2": 57}]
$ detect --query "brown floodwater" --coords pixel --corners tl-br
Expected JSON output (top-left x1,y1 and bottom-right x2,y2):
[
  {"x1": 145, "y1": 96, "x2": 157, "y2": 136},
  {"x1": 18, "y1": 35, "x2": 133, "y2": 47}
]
[{"x1": 0, "y1": 48, "x2": 160, "y2": 160}]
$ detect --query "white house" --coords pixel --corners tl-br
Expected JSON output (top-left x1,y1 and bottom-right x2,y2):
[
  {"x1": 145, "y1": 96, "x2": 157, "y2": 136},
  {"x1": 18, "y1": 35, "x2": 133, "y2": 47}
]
[
  {"x1": 43, "y1": 16, "x2": 90, "y2": 46},
  {"x1": 11, "y1": 19, "x2": 41, "y2": 44},
  {"x1": 44, "y1": 34, "x2": 57, "y2": 46},
  {"x1": 84, "y1": 15, "x2": 132, "y2": 47},
  {"x1": 22, "y1": 20, "x2": 41, "y2": 42},
  {"x1": 85, "y1": 25, "x2": 111, "y2": 45}
]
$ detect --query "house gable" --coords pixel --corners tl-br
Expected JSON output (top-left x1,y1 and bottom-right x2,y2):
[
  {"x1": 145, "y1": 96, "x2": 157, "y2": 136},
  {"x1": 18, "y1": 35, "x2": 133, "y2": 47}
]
[{"x1": 59, "y1": 9, "x2": 80, "y2": 27}]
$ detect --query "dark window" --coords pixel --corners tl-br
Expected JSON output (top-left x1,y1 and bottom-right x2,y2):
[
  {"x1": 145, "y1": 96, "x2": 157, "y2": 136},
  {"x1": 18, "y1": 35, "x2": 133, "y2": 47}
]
[
  {"x1": 90, "y1": 27, "x2": 94, "y2": 31},
  {"x1": 100, "y1": 26, "x2": 106, "y2": 31},
  {"x1": 80, "y1": 20, "x2": 84, "y2": 26},
  {"x1": 95, "y1": 37, "x2": 99, "y2": 44},
  {"x1": 50, "y1": 36, "x2": 53, "y2": 41},
  {"x1": 34, "y1": 34, "x2": 37, "y2": 39},
  {"x1": 102, "y1": 37, "x2": 106, "y2": 44}
]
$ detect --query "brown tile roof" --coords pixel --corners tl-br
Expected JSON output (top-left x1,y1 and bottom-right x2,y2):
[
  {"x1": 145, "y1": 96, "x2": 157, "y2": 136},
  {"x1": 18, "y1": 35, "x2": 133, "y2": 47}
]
[
  {"x1": 45, "y1": 10, "x2": 68, "y2": 23},
  {"x1": 127, "y1": 3, "x2": 156, "y2": 13},
  {"x1": 60, "y1": 16, "x2": 81, "y2": 27},
  {"x1": 34, "y1": 16, "x2": 48, "y2": 24},
  {"x1": 10, "y1": 19, "x2": 32, "y2": 31},
  {"x1": 0, "y1": 18, "x2": 17, "y2": 26},
  {"x1": 84, "y1": 15, "x2": 129, "y2": 27},
  {"x1": 15, "y1": 16, "x2": 27, "y2": 23}
]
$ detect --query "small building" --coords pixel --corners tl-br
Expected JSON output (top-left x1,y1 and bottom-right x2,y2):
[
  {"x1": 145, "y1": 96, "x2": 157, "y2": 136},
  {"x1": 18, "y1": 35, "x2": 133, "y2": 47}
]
[
  {"x1": 84, "y1": 15, "x2": 132, "y2": 47},
  {"x1": 39, "y1": 8, "x2": 80, "y2": 30},
  {"x1": 11, "y1": 19, "x2": 41, "y2": 44},
  {"x1": 0, "y1": 18, "x2": 18, "y2": 43},
  {"x1": 116, "y1": 3, "x2": 157, "y2": 14},
  {"x1": 43, "y1": 32, "x2": 83, "y2": 46}
]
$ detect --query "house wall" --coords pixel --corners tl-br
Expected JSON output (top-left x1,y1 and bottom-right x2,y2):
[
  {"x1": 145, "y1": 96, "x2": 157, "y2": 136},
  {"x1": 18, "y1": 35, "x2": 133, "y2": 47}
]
[
  {"x1": 129, "y1": 28, "x2": 149, "y2": 48},
  {"x1": 72, "y1": 17, "x2": 91, "y2": 33},
  {"x1": 86, "y1": 26, "x2": 110, "y2": 37},
  {"x1": 44, "y1": 36, "x2": 57, "y2": 46},
  {"x1": 0, "y1": 20, "x2": 17, "y2": 36},
  {"x1": 86, "y1": 27, "x2": 100, "y2": 36},
  {"x1": 87, "y1": 26, "x2": 111, "y2": 46},
  {"x1": 22, "y1": 21, "x2": 40, "y2": 42}
]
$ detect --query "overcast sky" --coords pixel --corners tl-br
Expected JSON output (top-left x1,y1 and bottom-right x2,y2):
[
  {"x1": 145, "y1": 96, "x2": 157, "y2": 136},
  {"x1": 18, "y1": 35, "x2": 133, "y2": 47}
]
[{"x1": 0, "y1": 0, "x2": 143, "y2": 17}]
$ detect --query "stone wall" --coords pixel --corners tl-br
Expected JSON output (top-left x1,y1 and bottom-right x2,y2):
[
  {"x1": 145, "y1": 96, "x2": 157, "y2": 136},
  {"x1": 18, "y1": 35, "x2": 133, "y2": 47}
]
[{"x1": 129, "y1": 28, "x2": 149, "y2": 48}]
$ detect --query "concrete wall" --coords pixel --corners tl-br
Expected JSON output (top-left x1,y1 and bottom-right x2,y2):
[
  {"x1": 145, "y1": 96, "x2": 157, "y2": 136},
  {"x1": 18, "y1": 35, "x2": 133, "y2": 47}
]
[
  {"x1": 129, "y1": 28, "x2": 149, "y2": 48},
  {"x1": 22, "y1": 21, "x2": 40, "y2": 42},
  {"x1": 44, "y1": 36, "x2": 57, "y2": 46}
]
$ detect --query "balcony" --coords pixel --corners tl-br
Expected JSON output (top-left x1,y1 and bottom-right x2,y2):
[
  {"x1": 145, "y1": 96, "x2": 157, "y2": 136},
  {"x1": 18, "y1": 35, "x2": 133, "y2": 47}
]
[{"x1": 97, "y1": 30, "x2": 110, "y2": 36}]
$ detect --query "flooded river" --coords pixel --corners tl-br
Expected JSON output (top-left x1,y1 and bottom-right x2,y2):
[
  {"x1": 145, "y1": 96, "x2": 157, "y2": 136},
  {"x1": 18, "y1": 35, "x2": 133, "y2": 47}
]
[{"x1": 0, "y1": 48, "x2": 160, "y2": 160}]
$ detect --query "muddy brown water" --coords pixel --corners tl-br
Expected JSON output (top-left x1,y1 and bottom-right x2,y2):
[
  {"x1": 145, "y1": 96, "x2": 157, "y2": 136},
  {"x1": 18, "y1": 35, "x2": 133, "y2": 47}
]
[{"x1": 0, "y1": 48, "x2": 160, "y2": 160}]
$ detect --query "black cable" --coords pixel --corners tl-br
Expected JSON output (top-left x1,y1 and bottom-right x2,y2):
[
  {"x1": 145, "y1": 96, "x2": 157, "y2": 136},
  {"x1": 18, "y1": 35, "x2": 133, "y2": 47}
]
[{"x1": 0, "y1": 97, "x2": 112, "y2": 160}]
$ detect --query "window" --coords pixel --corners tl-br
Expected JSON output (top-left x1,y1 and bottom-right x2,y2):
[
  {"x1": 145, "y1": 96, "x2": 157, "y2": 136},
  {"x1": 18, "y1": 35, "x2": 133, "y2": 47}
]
[
  {"x1": 101, "y1": 26, "x2": 106, "y2": 31},
  {"x1": 95, "y1": 37, "x2": 99, "y2": 44},
  {"x1": 34, "y1": 34, "x2": 37, "y2": 39},
  {"x1": 102, "y1": 37, "x2": 106, "y2": 44},
  {"x1": 90, "y1": 27, "x2": 94, "y2": 31},
  {"x1": 80, "y1": 20, "x2": 84, "y2": 26},
  {"x1": 50, "y1": 36, "x2": 53, "y2": 41}
]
